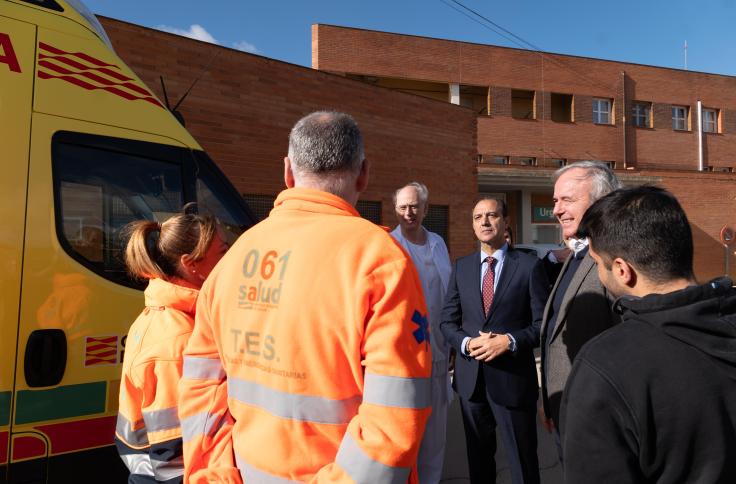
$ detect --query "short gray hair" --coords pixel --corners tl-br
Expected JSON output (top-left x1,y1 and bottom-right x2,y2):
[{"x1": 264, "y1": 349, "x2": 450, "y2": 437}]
[
  {"x1": 553, "y1": 161, "x2": 622, "y2": 202},
  {"x1": 393, "y1": 182, "x2": 429, "y2": 206},
  {"x1": 288, "y1": 111, "x2": 365, "y2": 175}
]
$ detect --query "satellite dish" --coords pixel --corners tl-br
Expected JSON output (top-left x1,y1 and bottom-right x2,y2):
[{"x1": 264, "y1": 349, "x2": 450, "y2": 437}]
[{"x1": 720, "y1": 224, "x2": 736, "y2": 245}]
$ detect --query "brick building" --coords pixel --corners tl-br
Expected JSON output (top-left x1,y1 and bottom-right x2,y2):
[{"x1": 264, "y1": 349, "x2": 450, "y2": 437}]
[
  {"x1": 313, "y1": 24, "x2": 736, "y2": 279},
  {"x1": 99, "y1": 17, "x2": 736, "y2": 279},
  {"x1": 100, "y1": 18, "x2": 479, "y2": 259}
]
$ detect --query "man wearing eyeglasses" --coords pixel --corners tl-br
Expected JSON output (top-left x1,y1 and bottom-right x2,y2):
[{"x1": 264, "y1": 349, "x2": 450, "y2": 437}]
[{"x1": 391, "y1": 182, "x2": 452, "y2": 484}]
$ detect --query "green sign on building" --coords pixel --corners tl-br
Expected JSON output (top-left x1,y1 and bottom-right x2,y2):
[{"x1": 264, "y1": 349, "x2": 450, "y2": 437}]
[{"x1": 532, "y1": 206, "x2": 556, "y2": 223}]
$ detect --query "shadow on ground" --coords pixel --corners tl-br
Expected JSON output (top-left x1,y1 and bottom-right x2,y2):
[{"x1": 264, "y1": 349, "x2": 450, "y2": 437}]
[{"x1": 441, "y1": 397, "x2": 563, "y2": 484}]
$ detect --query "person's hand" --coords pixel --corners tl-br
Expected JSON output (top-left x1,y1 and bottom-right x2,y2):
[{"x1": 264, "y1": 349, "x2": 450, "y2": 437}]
[
  {"x1": 468, "y1": 331, "x2": 508, "y2": 362},
  {"x1": 538, "y1": 404, "x2": 555, "y2": 433}
]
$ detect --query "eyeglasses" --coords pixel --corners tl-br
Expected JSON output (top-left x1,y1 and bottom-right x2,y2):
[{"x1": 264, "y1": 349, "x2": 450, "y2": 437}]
[{"x1": 396, "y1": 204, "x2": 421, "y2": 213}]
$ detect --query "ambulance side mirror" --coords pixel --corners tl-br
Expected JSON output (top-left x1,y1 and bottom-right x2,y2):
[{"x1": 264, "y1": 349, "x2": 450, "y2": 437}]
[{"x1": 25, "y1": 329, "x2": 67, "y2": 387}]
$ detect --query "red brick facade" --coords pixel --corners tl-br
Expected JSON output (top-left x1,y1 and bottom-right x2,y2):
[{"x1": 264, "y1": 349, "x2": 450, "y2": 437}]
[
  {"x1": 100, "y1": 18, "x2": 479, "y2": 258},
  {"x1": 313, "y1": 24, "x2": 736, "y2": 280},
  {"x1": 99, "y1": 18, "x2": 736, "y2": 280},
  {"x1": 313, "y1": 24, "x2": 736, "y2": 172}
]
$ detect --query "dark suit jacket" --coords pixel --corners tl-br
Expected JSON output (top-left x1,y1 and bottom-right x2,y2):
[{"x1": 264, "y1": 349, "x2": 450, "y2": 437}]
[
  {"x1": 441, "y1": 248, "x2": 549, "y2": 408},
  {"x1": 540, "y1": 252, "x2": 620, "y2": 426}
]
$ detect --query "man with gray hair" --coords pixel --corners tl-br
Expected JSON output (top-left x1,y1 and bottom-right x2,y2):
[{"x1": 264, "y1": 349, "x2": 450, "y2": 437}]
[
  {"x1": 180, "y1": 111, "x2": 432, "y2": 482},
  {"x1": 391, "y1": 182, "x2": 452, "y2": 483},
  {"x1": 539, "y1": 161, "x2": 622, "y2": 456}
]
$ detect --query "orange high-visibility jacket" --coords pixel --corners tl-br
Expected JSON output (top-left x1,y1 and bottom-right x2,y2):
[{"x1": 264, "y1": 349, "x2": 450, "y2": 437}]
[
  {"x1": 116, "y1": 278, "x2": 199, "y2": 483},
  {"x1": 179, "y1": 188, "x2": 432, "y2": 483}
]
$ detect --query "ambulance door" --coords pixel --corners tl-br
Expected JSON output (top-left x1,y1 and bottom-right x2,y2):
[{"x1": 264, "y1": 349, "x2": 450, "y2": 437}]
[
  {"x1": 13, "y1": 115, "x2": 190, "y2": 482},
  {"x1": 0, "y1": 14, "x2": 34, "y2": 481}
]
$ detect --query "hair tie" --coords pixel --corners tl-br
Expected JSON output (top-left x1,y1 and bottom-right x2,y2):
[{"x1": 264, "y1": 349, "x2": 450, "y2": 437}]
[{"x1": 146, "y1": 222, "x2": 162, "y2": 255}]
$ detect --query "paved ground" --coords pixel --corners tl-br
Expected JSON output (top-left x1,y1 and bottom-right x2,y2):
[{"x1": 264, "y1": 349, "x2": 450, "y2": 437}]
[{"x1": 440, "y1": 395, "x2": 563, "y2": 484}]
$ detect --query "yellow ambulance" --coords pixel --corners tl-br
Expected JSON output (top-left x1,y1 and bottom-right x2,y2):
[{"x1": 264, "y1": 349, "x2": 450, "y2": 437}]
[{"x1": 1, "y1": 0, "x2": 254, "y2": 481}]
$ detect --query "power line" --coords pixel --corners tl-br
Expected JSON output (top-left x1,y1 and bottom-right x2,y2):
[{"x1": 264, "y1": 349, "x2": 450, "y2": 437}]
[
  {"x1": 438, "y1": 0, "x2": 529, "y2": 52},
  {"x1": 446, "y1": 0, "x2": 543, "y2": 52},
  {"x1": 440, "y1": 0, "x2": 618, "y2": 93}
]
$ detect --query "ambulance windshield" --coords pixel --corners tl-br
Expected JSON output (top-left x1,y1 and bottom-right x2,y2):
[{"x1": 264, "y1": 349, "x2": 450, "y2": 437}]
[{"x1": 65, "y1": 0, "x2": 114, "y2": 50}]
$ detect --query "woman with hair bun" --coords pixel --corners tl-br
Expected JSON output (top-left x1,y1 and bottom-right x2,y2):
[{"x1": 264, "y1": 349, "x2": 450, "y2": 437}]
[{"x1": 114, "y1": 210, "x2": 228, "y2": 484}]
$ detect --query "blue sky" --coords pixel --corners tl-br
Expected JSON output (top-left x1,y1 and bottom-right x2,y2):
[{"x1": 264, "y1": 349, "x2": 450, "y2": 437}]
[{"x1": 83, "y1": 0, "x2": 736, "y2": 76}]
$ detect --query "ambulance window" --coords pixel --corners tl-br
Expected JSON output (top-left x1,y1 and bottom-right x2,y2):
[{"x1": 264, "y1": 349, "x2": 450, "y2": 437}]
[
  {"x1": 53, "y1": 133, "x2": 185, "y2": 288},
  {"x1": 18, "y1": 0, "x2": 64, "y2": 12},
  {"x1": 192, "y1": 151, "x2": 254, "y2": 246}
]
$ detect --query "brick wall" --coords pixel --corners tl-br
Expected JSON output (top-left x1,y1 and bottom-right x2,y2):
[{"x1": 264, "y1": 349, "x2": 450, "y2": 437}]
[
  {"x1": 314, "y1": 24, "x2": 736, "y2": 280},
  {"x1": 100, "y1": 17, "x2": 479, "y2": 258},
  {"x1": 641, "y1": 169, "x2": 736, "y2": 281},
  {"x1": 314, "y1": 25, "x2": 736, "y2": 171}
]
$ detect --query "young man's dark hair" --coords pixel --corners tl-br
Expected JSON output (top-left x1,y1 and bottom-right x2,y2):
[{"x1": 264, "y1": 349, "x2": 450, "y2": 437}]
[{"x1": 577, "y1": 185, "x2": 694, "y2": 284}]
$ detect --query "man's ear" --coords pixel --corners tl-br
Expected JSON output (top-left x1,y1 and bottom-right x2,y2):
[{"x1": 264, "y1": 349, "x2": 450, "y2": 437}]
[
  {"x1": 612, "y1": 257, "x2": 636, "y2": 288},
  {"x1": 355, "y1": 158, "x2": 370, "y2": 193},
  {"x1": 284, "y1": 156, "x2": 296, "y2": 188}
]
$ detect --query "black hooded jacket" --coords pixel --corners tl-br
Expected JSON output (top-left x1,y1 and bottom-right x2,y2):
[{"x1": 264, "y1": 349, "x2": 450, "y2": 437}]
[{"x1": 561, "y1": 278, "x2": 736, "y2": 483}]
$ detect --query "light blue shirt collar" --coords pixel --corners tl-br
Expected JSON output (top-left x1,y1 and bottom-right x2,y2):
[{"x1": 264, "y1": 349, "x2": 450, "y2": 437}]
[{"x1": 480, "y1": 242, "x2": 508, "y2": 265}]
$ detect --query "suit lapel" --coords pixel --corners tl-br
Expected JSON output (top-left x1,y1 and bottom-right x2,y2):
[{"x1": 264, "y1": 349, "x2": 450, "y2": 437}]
[
  {"x1": 550, "y1": 253, "x2": 596, "y2": 341},
  {"x1": 541, "y1": 254, "x2": 573, "y2": 337},
  {"x1": 487, "y1": 250, "x2": 517, "y2": 321}
]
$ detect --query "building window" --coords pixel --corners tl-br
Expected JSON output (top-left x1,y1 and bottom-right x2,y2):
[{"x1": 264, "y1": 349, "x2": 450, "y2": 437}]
[
  {"x1": 632, "y1": 101, "x2": 651, "y2": 128},
  {"x1": 242, "y1": 194, "x2": 276, "y2": 222},
  {"x1": 592, "y1": 98, "x2": 612, "y2": 124},
  {"x1": 549, "y1": 159, "x2": 567, "y2": 168},
  {"x1": 425, "y1": 204, "x2": 450, "y2": 247},
  {"x1": 511, "y1": 89, "x2": 535, "y2": 120},
  {"x1": 460, "y1": 84, "x2": 490, "y2": 115},
  {"x1": 356, "y1": 200, "x2": 382, "y2": 224},
  {"x1": 672, "y1": 106, "x2": 689, "y2": 130},
  {"x1": 515, "y1": 157, "x2": 537, "y2": 166},
  {"x1": 482, "y1": 155, "x2": 509, "y2": 165},
  {"x1": 703, "y1": 108, "x2": 718, "y2": 133},
  {"x1": 551, "y1": 93, "x2": 573, "y2": 122}
]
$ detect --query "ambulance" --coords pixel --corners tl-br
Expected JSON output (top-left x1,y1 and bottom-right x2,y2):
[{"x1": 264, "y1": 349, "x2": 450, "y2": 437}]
[{"x1": 0, "y1": 0, "x2": 254, "y2": 481}]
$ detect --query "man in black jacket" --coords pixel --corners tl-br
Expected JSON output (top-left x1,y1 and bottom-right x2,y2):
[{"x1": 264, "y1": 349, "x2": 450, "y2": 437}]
[{"x1": 561, "y1": 185, "x2": 736, "y2": 483}]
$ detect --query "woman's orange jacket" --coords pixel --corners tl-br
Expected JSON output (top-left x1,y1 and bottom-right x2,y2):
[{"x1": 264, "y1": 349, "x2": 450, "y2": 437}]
[{"x1": 116, "y1": 278, "x2": 198, "y2": 483}]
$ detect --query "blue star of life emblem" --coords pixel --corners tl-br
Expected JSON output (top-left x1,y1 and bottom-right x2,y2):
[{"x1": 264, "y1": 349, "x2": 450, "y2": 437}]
[{"x1": 411, "y1": 310, "x2": 430, "y2": 349}]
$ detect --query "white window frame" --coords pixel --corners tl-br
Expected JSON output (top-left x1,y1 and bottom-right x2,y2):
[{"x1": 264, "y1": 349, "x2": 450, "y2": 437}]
[
  {"x1": 517, "y1": 157, "x2": 537, "y2": 166},
  {"x1": 632, "y1": 102, "x2": 651, "y2": 128},
  {"x1": 593, "y1": 98, "x2": 612, "y2": 125},
  {"x1": 672, "y1": 106, "x2": 688, "y2": 131},
  {"x1": 703, "y1": 108, "x2": 718, "y2": 133}
]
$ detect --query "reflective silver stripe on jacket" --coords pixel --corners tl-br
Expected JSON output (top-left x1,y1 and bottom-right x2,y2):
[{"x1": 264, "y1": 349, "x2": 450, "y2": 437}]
[
  {"x1": 335, "y1": 432, "x2": 410, "y2": 484},
  {"x1": 182, "y1": 356, "x2": 226, "y2": 380},
  {"x1": 181, "y1": 410, "x2": 233, "y2": 442},
  {"x1": 151, "y1": 455, "x2": 184, "y2": 481},
  {"x1": 228, "y1": 377, "x2": 361, "y2": 425},
  {"x1": 235, "y1": 454, "x2": 303, "y2": 484},
  {"x1": 142, "y1": 406, "x2": 180, "y2": 433},
  {"x1": 116, "y1": 413, "x2": 149, "y2": 447},
  {"x1": 362, "y1": 372, "x2": 431, "y2": 409},
  {"x1": 120, "y1": 453, "x2": 154, "y2": 477}
]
